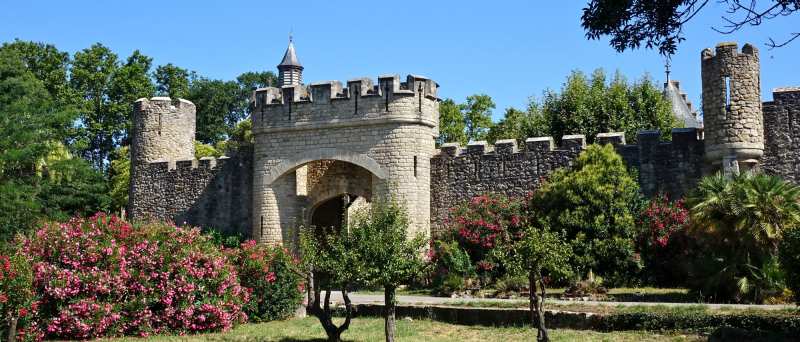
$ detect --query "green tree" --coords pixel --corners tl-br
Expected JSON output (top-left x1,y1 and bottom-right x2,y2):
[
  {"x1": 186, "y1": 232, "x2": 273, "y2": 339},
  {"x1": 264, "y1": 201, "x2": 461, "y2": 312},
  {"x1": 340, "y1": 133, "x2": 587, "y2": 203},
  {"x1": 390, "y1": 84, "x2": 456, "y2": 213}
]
[
  {"x1": 0, "y1": 48, "x2": 74, "y2": 237},
  {"x1": 687, "y1": 172, "x2": 800, "y2": 302},
  {"x1": 462, "y1": 94, "x2": 495, "y2": 142},
  {"x1": 39, "y1": 157, "x2": 111, "y2": 221},
  {"x1": 236, "y1": 71, "x2": 277, "y2": 90},
  {"x1": 109, "y1": 50, "x2": 156, "y2": 146},
  {"x1": 70, "y1": 43, "x2": 121, "y2": 168},
  {"x1": 437, "y1": 98, "x2": 467, "y2": 145},
  {"x1": 346, "y1": 199, "x2": 427, "y2": 342},
  {"x1": 0, "y1": 39, "x2": 73, "y2": 107},
  {"x1": 154, "y1": 63, "x2": 190, "y2": 99},
  {"x1": 537, "y1": 69, "x2": 677, "y2": 144},
  {"x1": 531, "y1": 144, "x2": 642, "y2": 286},
  {"x1": 582, "y1": 0, "x2": 800, "y2": 56},
  {"x1": 187, "y1": 78, "x2": 242, "y2": 144},
  {"x1": 299, "y1": 224, "x2": 361, "y2": 342},
  {"x1": 108, "y1": 145, "x2": 130, "y2": 212},
  {"x1": 514, "y1": 227, "x2": 572, "y2": 342}
]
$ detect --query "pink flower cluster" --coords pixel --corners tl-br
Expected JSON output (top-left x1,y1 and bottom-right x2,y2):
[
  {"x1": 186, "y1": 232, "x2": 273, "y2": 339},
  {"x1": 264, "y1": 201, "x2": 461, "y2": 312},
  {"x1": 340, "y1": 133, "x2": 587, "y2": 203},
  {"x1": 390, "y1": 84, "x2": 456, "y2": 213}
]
[
  {"x1": 447, "y1": 194, "x2": 528, "y2": 277},
  {"x1": 19, "y1": 213, "x2": 249, "y2": 340},
  {"x1": 639, "y1": 194, "x2": 690, "y2": 249}
]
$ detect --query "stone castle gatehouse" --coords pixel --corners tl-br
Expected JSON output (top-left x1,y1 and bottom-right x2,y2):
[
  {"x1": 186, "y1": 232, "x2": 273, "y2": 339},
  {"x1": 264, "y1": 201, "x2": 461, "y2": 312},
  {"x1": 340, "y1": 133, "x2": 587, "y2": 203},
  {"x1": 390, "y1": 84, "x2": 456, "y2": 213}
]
[{"x1": 129, "y1": 41, "x2": 800, "y2": 243}]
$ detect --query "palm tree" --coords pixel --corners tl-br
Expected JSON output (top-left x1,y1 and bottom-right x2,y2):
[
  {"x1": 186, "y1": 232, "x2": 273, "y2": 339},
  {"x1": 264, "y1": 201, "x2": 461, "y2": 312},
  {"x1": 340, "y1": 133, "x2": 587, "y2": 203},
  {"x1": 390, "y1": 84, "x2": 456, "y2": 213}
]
[{"x1": 686, "y1": 172, "x2": 800, "y2": 302}]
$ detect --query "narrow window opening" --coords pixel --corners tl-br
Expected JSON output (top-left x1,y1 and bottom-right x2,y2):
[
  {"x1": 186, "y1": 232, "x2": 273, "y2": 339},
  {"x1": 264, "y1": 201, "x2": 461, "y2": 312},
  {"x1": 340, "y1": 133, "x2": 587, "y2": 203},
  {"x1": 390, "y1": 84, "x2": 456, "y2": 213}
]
[
  {"x1": 260, "y1": 216, "x2": 264, "y2": 237},
  {"x1": 158, "y1": 113, "x2": 162, "y2": 135},
  {"x1": 724, "y1": 76, "x2": 732, "y2": 115},
  {"x1": 413, "y1": 156, "x2": 418, "y2": 177}
]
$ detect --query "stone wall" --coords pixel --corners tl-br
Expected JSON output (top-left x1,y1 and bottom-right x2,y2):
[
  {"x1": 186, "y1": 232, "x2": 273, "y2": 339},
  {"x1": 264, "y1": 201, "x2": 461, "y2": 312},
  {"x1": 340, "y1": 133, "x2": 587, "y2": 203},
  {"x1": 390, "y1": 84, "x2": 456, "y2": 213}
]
[
  {"x1": 762, "y1": 88, "x2": 800, "y2": 181},
  {"x1": 430, "y1": 128, "x2": 705, "y2": 237},
  {"x1": 129, "y1": 147, "x2": 253, "y2": 238}
]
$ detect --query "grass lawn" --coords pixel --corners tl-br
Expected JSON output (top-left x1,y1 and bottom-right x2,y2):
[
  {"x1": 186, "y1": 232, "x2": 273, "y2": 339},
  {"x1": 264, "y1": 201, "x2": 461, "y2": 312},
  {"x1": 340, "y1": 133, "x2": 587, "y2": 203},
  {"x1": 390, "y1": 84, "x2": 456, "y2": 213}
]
[{"x1": 109, "y1": 317, "x2": 703, "y2": 342}]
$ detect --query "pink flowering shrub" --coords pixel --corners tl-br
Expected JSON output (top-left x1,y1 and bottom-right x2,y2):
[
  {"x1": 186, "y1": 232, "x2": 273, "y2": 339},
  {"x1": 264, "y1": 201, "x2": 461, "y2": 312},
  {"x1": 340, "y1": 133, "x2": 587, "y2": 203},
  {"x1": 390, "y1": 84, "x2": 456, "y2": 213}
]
[
  {"x1": 637, "y1": 194, "x2": 691, "y2": 286},
  {"x1": 226, "y1": 241, "x2": 303, "y2": 322},
  {"x1": 0, "y1": 252, "x2": 34, "y2": 340},
  {"x1": 19, "y1": 213, "x2": 248, "y2": 340},
  {"x1": 444, "y1": 194, "x2": 528, "y2": 283}
]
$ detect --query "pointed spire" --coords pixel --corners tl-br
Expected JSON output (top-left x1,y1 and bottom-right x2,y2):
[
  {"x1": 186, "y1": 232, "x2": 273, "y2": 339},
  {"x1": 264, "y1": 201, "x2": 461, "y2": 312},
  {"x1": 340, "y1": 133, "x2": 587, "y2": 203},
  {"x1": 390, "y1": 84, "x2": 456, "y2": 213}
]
[
  {"x1": 278, "y1": 35, "x2": 302, "y2": 68},
  {"x1": 277, "y1": 35, "x2": 303, "y2": 86}
]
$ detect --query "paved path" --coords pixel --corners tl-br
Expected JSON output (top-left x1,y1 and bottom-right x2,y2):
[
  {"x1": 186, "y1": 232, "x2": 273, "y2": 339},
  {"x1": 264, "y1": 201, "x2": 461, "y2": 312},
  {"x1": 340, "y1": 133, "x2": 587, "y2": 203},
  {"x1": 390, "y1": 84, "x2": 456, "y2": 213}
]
[{"x1": 323, "y1": 292, "x2": 796, "y2": 311}]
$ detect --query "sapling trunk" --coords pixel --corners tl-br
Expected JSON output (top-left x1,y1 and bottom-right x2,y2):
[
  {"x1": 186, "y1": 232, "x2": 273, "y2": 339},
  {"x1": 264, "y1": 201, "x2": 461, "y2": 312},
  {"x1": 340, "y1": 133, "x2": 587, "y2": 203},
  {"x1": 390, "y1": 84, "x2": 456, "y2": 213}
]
[
  {"x1": 384, "y1": 285, "x2": 397, "y2": 342},
  {"x1": 7, "y1": 317, "x2": 16, "y2": 342},
  {"x1": 529, "y1": 270, "x2": 549, "y2": 342}
]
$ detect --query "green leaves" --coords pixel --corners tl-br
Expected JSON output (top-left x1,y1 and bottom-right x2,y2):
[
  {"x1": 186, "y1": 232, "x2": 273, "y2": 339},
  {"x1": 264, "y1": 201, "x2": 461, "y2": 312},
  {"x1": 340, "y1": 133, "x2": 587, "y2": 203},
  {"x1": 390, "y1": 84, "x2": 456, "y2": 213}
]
[
  {"x1": 300, "y1": 198, "x2": 427, "y2": 289},
  {"x1": 437, "y1": 95, "x2": 495, "y2": 145},
  {"x1": 686, "y1": 172, "x2": 800, "y2": 303},
  {"x1": 531, "y1": 144, "x2": 642, "y2": 285}
]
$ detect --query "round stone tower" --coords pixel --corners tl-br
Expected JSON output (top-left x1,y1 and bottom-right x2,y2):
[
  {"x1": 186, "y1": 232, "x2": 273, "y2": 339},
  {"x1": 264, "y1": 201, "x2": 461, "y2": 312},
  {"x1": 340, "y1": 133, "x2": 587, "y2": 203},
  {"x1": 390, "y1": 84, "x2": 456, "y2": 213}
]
[
  {"x1": 701, "y1": 42, "x2": 764, "y2": 173},
  {"x1": 130, "y1": 96, "x2": 196, "y2": 166}
]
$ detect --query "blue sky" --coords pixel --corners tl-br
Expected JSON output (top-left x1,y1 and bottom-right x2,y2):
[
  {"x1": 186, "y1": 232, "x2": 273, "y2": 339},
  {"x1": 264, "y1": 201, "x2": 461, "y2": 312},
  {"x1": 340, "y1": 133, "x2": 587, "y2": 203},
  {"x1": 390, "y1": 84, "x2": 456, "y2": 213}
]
[{"x1": 1, "y1": 1, "x2": 798, "y2": 121}]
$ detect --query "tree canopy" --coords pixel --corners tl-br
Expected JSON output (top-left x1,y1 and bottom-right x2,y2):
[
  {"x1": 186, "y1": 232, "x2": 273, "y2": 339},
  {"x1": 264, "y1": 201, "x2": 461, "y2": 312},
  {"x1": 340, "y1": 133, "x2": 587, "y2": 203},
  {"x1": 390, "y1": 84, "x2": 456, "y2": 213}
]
[{"x1": 582, "y1": 0, "x2": 800, "y2": 56}]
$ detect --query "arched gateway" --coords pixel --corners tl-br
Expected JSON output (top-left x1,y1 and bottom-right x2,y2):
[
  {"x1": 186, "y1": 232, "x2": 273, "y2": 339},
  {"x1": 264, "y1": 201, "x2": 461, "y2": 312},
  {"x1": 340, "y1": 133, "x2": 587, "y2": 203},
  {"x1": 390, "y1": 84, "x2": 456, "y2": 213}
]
[{"x1": 251, "y1": 73, "x2": 440, "y2": 244}]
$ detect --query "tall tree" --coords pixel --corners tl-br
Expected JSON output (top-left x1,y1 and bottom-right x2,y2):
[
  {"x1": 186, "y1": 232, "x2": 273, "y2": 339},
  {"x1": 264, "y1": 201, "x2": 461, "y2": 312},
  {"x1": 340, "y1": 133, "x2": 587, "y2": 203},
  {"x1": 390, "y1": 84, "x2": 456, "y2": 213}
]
[
  {"x1": 582, "y1": 0, "x2": 800, "y2": 56},
  {"x1": 0, "y1": 48, "x2": 75, "y2": 238},
  {"x1": 0, "y1": 40, "x2": 73, "y2": 107},
  {"x1": 534, "y1": 69, "x2": 678, "y2": 144},
  {"x1": 70, "y1": 43, "x2": 120, "y2": 169},
  {"x1": 187, "y1": 78, "x2": 241, "y2": 144},
  {"x1": 109, "y1": 50, "x2": 155, "y2": 146},
  {"x1": 437, "y1": 98, "x2": 467, "y2": 145},
  {"x1": 462, "y1": 94, "x2": 495, "y2": 142},
  {"x1": 154, "y1": 63, "x2": 189, "y2": 99}
]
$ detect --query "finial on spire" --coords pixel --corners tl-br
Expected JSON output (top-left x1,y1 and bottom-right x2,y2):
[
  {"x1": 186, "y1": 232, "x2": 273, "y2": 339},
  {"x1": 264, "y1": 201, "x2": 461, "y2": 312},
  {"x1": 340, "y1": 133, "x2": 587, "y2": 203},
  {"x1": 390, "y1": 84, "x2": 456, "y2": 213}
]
[
  {"x1": 289, "y1": 29, "x2": 293, "y2": 43},
  {"x1": 664, "y1": 57, "x2": 671, "y2": 83}
]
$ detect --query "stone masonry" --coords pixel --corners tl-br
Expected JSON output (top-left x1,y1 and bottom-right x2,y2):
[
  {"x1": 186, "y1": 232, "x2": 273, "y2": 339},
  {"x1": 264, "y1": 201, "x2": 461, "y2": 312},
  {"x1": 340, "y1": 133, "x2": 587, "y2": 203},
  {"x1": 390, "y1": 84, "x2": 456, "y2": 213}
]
[
  {"x1": 128, "y1": 41, "x2": 799, "y2": 245},
  {"x1": 701, "y1": 42, "x2": 764, "y2": 171},
  {"x1": 251, "y1": 75, "x2": 439, "y2": 244}
]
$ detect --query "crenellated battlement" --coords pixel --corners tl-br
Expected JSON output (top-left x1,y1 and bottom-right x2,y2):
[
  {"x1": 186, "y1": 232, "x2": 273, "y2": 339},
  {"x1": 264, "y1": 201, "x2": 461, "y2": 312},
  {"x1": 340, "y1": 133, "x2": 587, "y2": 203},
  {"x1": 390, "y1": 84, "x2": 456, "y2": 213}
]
[
  {"x1": 251, "y1": 74, "x2": 439, "y2": 132},
  {"x1": 141, "y1": 156, "x2": 232, "y2": 172},
  {"x1": 434, "y1": 129, "x2": 703, "y2": 159},
  {"x1": 701, "y1": 42, "x2": 759, "y2": 63}
]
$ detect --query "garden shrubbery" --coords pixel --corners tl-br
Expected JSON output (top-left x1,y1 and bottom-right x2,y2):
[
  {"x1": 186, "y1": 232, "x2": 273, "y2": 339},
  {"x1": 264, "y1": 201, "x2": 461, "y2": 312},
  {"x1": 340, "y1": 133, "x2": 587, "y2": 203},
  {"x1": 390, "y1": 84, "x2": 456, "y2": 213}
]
[
  {"x1": 637, "y1": 194, "x2": 691, "y2": 286},
  {"x1": 18, "y1": 213, "x2": 249, "y2": 339},
  {"x1": 226, "y1": 241, "x2": 304, "y2": 322}
]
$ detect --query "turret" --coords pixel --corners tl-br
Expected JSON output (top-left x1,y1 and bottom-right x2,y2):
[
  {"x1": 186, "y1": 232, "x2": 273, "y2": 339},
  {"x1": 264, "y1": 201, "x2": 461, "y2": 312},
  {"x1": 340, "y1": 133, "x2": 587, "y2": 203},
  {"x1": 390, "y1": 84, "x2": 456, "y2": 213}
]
[
  {"x1": 130, "y1": 97, "x2": 196, "y2": 166},
  {"x1": 701, "y1": 42, "x2": 764, "y2": 173}
]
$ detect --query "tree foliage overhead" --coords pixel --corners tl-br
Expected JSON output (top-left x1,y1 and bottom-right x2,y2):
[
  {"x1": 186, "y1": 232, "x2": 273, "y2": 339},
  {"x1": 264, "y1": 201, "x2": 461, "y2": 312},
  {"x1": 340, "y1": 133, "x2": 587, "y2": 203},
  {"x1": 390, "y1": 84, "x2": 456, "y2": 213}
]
[
  {"x1": 582, "y1": 0, "x2": 800, "y2": 56},
  {"x1": 488, "y1": 69, "x2": 678, "y2": 145}
]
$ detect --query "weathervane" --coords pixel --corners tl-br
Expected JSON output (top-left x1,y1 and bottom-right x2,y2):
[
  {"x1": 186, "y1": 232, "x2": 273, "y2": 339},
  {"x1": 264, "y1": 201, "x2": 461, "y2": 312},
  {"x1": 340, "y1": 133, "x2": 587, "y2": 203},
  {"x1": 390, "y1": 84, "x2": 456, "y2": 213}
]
[{"x1": 664, "y1": 57, "x2": 671, "y2": 83}]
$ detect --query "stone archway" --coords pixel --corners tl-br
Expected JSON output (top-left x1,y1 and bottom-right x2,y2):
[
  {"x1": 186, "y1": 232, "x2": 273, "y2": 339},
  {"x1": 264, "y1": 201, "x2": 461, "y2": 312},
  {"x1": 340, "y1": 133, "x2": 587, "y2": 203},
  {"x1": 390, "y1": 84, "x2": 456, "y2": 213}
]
[{"x1": 256, "y1": 158, "x2": 379, "y2": 245}]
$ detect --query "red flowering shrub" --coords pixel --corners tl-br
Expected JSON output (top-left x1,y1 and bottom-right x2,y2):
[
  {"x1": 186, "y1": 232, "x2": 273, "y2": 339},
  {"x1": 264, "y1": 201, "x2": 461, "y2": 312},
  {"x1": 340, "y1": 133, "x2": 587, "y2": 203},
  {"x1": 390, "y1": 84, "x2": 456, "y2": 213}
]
[
  {"x1": 19, "y1": 214, "x2": 248, "y2": 340},
  {"x1": 226, "y1": 241, "x2": 304, "y2": 322},
  {"x1": 446, "y1": 194, "x2": 528, "y2": 283},
  {"x1": 637, "y1": 194, "x2": 691, "y2": 286}
]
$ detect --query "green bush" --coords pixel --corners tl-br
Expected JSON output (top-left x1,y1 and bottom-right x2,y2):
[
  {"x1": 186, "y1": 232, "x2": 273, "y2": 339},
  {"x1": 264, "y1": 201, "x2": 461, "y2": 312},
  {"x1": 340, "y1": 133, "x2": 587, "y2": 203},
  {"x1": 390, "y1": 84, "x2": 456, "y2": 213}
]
[
  {"x1": 686, "y1": 173, "x2": 800, "y2": 303},
  {"x1": 227, "y1": 241, "x2": 304, "y2": 322},
  {"x1": 430, "y1": 240, "x2": 475, "y2": 295},
  {"x1": 530, "y1": 144, "x2": 642, "y2": 286},
  {"x1": 779, "y1": 228, "x2": 800, "y2": 304}
]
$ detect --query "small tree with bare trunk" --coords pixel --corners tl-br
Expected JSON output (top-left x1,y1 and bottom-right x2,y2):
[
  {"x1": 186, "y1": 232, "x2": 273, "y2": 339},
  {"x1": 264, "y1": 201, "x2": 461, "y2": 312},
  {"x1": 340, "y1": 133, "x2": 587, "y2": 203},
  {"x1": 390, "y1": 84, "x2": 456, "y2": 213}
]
[
  {"x1": 514, "y1": 226, "x2": 572, "y2": 342},
  {"x1": 299, "y1": 225, "x2": 363, "y2": 342},
  {"x1": 346, "y1": 199, "x2": 427, "y2": 342}
]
